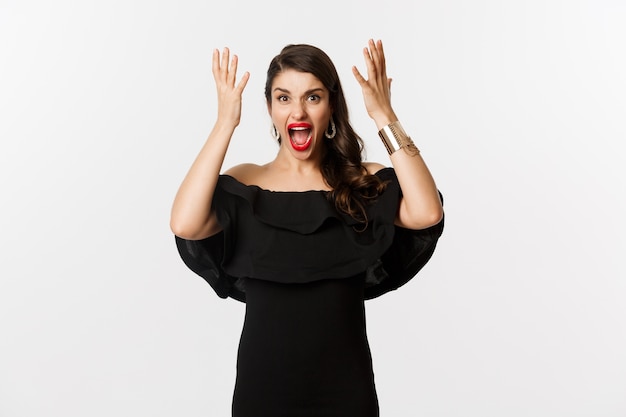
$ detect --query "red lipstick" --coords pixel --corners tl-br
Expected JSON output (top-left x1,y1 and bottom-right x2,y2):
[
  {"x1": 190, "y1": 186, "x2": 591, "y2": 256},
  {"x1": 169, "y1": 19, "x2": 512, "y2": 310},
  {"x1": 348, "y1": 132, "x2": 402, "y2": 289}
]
[{"x1": 287, "y1": 122, "x2": 313, "y2": 152}]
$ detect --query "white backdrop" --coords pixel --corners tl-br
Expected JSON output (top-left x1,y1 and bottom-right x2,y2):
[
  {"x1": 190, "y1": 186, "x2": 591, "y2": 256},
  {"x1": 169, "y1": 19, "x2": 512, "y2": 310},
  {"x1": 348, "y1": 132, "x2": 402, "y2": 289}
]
[{"x1": 1, "y1": 0, "x2": 625, "y2": 416}]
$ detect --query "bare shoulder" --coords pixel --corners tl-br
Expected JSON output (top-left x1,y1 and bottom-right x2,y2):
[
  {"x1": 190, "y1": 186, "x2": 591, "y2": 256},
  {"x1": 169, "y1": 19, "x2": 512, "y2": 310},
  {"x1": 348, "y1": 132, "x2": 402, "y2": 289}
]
[
  {"x1": 363, "y1": 161, "x2": 387, "y2": 175},
  {"x1": 223, "y1": 163, "x2": 266, "y2": 185}
]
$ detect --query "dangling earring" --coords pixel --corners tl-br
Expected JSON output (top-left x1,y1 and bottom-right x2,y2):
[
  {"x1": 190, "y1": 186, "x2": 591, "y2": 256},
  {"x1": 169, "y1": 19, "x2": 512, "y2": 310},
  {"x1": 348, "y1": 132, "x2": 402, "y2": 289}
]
[
  {"x1": 325, "y1": 117, "x2": 336, "y2": 139},
  {"x1": 271, "y1": 125, "x2": 280, "y2": 141}
]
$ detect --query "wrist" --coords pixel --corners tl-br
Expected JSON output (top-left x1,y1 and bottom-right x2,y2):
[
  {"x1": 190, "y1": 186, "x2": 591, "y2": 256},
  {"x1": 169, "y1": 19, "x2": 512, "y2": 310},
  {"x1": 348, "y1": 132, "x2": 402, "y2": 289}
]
[
  {"x1": 214, "y1": 119, "x2": 239, "y2": 133},
  {"x1": 378, "y1": 121, "x2": 420, "y2": 156},
  {"x1": 371, "y1": 110, "x2": 398, "y2": 130}
]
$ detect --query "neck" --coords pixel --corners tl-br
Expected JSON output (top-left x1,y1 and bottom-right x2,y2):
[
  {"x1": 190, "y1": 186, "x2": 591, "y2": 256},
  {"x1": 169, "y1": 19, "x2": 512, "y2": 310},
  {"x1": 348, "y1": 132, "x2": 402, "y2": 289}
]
[
  {"x1": 267, "y1": 149, "x2": 329, "y2": 191},
  {"x1": 274, "y1": 146, "x2": 324, "y2": 173}
]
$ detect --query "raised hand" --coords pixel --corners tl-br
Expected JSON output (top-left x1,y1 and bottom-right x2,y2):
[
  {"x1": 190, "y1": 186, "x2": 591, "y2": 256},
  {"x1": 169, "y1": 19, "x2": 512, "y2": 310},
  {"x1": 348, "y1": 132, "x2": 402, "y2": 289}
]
[
  {"x1": 212, "y1": 47, "x2": 250, "y2": 127},
  {"x1": 352, "y1": 39, "x2": 397, "y2": 129}
]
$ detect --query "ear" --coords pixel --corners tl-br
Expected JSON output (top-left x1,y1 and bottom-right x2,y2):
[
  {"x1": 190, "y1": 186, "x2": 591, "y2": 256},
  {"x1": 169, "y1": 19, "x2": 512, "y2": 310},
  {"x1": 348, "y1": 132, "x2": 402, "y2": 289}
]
[{"x1": 266, "y1": 101, "x2": 272, "y2": 116}]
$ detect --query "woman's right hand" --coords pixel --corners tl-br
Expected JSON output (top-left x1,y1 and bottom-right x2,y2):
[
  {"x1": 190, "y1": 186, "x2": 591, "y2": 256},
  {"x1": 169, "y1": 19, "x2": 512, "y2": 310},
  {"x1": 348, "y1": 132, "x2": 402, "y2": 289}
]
[{"x1": 212, "y1": 47, "x2": 250, "y2": 127}]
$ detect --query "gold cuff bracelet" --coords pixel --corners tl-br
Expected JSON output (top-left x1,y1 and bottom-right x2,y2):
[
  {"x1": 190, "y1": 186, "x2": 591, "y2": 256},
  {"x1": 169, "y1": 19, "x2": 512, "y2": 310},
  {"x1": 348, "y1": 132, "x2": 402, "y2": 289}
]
[{"x1": 378, "y1": 121, "x2": 419, "y2": 155}]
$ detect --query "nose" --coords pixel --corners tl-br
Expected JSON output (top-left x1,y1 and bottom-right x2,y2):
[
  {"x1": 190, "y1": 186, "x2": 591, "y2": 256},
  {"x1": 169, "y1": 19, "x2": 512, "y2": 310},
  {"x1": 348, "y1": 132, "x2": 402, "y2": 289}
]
[{"x1": 292, "y1": 100, "x2": 307, "y2": 120}]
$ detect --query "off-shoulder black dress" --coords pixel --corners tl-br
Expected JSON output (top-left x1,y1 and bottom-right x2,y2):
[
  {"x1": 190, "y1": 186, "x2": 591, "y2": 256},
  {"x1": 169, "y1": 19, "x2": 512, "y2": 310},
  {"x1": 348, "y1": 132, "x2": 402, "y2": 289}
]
[{"x1": 175, "y1": 168, "x2": 443, "y2": 417}]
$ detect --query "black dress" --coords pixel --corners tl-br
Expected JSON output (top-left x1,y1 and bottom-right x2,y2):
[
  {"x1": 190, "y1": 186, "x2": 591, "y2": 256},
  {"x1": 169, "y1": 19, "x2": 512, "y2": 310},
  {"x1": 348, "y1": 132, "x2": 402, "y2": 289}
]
[{"x1": 175, "y1": 168, "x2": 444, "y2": 417}]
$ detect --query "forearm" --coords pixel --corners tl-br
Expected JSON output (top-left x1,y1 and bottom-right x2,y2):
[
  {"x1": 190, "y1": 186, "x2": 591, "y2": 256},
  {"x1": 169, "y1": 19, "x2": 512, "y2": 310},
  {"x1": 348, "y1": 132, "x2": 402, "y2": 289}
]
[
  {"x1": 373, "y1": 113, "x2": 443, "y2": 230},
  {"x1": 389, "y1": 144, "x2": 443, "y2": 229},
  {"x1": 170, "y1": 121, "x2": 235, "y2": 239}
]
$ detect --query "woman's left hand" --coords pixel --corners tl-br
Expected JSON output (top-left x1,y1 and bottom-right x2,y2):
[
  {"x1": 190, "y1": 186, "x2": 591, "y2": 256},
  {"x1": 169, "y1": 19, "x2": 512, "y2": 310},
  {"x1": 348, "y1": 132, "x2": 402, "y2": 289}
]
[{"x1": 352, "y1": 39, "x2": 398, "y2": 129}]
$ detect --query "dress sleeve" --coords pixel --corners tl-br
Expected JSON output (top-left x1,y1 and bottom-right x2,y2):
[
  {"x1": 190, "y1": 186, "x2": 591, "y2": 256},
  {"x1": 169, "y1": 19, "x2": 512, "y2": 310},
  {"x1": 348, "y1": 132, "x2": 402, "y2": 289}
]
[
  {"x1": 174, "y1": 177, "x2": 246, "y2": 302},
  {"x1": 175, "y1": 232, "x2": 246, "y2": 302},
  {"x1": 363, "y1": 203, "x2": 444, "y2": 299},
  {"x1": 362, "y1": 169, "x2": 444, "y2": 299}
]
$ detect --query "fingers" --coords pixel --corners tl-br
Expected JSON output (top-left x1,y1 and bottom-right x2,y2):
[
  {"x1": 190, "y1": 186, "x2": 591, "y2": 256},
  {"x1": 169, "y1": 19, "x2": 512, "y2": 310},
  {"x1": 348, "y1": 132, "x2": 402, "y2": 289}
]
[
  {"x1": 356, "y1": 39, "x2": 388, "y2": 83},
  {"x1": 362, "y1": 45, "x2": 376, "y2": 79},
  {"x1": 227, "y1": 53, "x2": 238, "y2": 85},
  {"x1": 212, "y1": 47, "x2": 246, "y2": 87},
  {"x1": 220, "y1": 47, "x2": 230, "y2": 77},
  {"x1": 352, "y1": 65, "x2": 367, "y2": 86},
  {"x1": 371, "y1": 39, "x2": 386, "y2": 75},
  {"x1": 354, "y1": 39, "x2": 395, "y2": 120},
  {"x1": 211, "y1": 48, "x2": 220, "y2": 79},
  {"x1": 236, "y1": 71, "x2": 251, "y2": 94}
]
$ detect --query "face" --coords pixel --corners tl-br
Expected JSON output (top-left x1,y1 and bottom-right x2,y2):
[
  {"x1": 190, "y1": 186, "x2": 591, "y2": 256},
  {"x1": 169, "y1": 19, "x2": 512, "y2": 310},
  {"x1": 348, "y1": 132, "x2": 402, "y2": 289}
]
[{"x1": 268, "y1": 69, "x2": 332, "y2": 160}]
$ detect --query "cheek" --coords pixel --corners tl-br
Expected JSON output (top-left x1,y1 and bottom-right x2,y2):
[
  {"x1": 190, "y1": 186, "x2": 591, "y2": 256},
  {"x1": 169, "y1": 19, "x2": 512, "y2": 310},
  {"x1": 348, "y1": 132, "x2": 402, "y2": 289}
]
[
  {"x1": 270, "y1": 107, "x2": 289, "y2": 121},
  {"x1": 318, "y1": 110, "x2": 332, "y2": 125}
]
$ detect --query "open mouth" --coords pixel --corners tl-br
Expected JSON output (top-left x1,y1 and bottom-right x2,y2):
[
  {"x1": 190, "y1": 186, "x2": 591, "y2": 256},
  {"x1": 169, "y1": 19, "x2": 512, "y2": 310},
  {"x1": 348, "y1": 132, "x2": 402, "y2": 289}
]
[{"x1": 288, "y1": 123, "x2": 313, "y2": 151}]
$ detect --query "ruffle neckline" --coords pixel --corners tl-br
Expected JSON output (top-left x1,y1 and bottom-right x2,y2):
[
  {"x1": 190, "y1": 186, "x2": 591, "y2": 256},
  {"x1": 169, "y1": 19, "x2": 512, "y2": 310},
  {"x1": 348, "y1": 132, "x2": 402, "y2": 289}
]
[{"x1": 216, "y1": 168, "x2": 395, "y2": 234}]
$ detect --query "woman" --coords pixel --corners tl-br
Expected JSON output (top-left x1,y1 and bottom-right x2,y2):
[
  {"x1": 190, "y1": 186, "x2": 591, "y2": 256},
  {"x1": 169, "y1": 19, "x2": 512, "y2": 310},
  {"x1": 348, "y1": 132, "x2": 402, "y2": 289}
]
[{"x1": 171, "y1": 39, "x2": 444, "y2": 417}]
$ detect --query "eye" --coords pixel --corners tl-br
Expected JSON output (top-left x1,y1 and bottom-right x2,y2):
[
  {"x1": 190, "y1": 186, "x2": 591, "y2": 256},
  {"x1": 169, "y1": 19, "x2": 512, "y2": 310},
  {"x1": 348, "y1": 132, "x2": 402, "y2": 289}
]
[
  {"x1": 307, "y1": 94, "x2": 321, "y2": 102},
  {"x1": 276, "y1": 95, "x2": 289, "y2": 103}
]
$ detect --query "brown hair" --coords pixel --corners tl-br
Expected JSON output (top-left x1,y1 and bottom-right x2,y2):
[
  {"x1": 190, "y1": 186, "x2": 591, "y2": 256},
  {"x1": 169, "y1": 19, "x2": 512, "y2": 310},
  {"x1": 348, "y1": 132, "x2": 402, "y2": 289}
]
[{"x1": 265, "y1": 44, "x2": 387, "y2": 225}]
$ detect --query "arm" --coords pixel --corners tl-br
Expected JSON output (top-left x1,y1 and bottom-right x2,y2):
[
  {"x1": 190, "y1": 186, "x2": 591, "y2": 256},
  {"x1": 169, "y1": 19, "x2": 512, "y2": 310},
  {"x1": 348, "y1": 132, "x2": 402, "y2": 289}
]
[
  {"x1": 353, "y1": 39, "x2": 443, "y2": 230},
  {"x1": 170, "y1": 48, "x2": 250, "y2": 240}
]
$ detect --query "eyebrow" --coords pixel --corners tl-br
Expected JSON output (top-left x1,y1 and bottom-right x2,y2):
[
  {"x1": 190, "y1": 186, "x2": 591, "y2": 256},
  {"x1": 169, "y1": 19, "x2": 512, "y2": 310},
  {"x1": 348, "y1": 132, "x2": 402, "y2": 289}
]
[{"x1": 272, "y1": 87, "x2": 326, "y2": 95}]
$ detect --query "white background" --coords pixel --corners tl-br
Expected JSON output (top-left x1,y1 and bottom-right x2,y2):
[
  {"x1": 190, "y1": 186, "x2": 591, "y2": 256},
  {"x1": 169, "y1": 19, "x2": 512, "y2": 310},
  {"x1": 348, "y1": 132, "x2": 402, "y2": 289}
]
[{"x1": 1, "y1": 0, "x2": 625, "y2": 416}]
